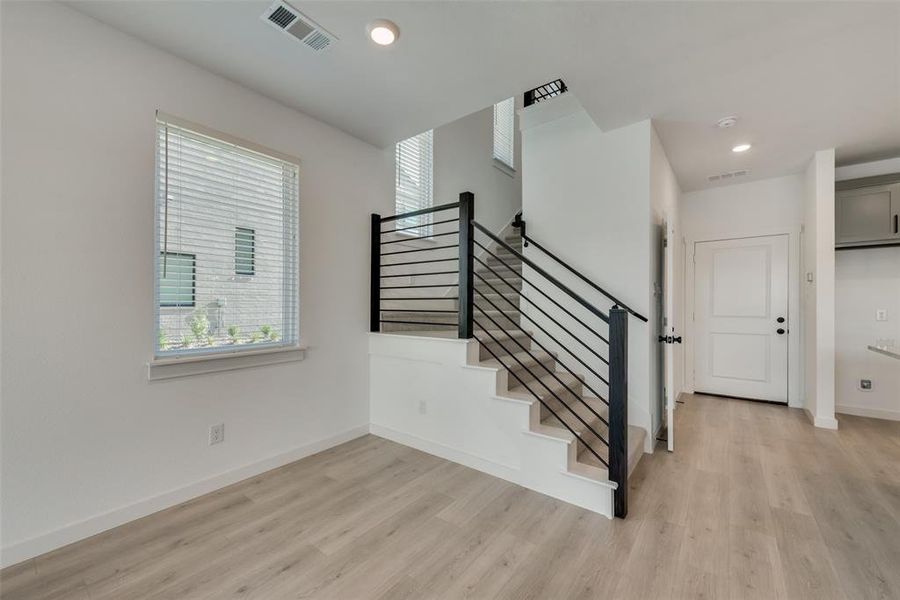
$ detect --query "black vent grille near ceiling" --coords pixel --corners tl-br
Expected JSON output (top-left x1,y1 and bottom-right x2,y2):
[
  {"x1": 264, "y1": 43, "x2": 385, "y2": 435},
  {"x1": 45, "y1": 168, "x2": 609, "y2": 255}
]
[
  {"x1": 268, "y1": 5, "x2": 297, "y2": 29},
  {"x1": 524, "y1": 79, "x2": 568, "y2": 107}
]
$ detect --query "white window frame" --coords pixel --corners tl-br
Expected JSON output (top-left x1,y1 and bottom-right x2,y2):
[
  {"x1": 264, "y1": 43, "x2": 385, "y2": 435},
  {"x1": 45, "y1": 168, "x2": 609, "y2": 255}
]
[
  {"x1": 149, "y1": 113, "x2": 304, "y2": 379},
  {"x1": 493, "y1": 97, "x2": 516, "y2": 174},
  {"x1": 395, "y1": 130, "x2": 434, "y2": 237}
]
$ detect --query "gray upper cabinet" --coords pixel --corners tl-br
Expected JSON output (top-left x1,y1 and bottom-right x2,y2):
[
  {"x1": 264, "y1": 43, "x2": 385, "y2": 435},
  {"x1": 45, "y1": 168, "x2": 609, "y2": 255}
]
[{"x1": 835, "y1": 180, "x2": 900, "y2": 248}]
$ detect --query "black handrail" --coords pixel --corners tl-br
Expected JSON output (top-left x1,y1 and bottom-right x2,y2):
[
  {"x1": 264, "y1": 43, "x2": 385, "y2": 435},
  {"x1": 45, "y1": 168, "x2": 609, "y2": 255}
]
[
  {"x1": 372, "y1": 193, "x2": 474, "y2": 337},
  {"x1": 379, "y1": 200, "x2": 461, "y2": 223},
  {"x1": 475, "y1": 243, "x2": 609, "y2": 346},
  {"x1": 472, "y1": 221, "x2": 610, "y2": 324},
  {"x1": 512, "y1": 215, "x2": 648, "y2": 323},
  {"x1": 371, "y1": 191, "x2": 632, "y2": 517}
]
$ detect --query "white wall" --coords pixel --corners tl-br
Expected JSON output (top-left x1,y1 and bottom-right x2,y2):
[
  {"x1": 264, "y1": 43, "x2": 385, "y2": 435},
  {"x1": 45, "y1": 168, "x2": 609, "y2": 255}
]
[
  {"x1": 681, "y1": 175, "x2": 805, "y2": 237},
  {"x1": 520, "y1": 95, "x2": 653, "y2": 447},
  {"x1": 802, "y1": 149, "x2": 837, "y2": 428},
  {"x1": 0, "y1": 2, "x2": 392, "y2": 565},
  {"x1": 834, "y1": 157, "x2": 900, "y2": 421},
  {"x1": 368, "y1": 334, "x2": 615, "y2": 517},
  {"x1": 680, "y1": 174, "x2": 805, "y2": 408},
  {"x1": 835, "y1": 248, "x2": 900, "y2": 420},
  {"x1": 433, "y1": 101, "x2": 522, "y2": 235},
  {"x1": 649, "y1": 126, "x2": 683, "y2": 436}
]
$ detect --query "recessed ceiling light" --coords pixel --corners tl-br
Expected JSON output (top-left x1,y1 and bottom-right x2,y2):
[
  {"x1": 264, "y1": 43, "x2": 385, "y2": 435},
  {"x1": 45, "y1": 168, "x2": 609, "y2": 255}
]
[
  {"x1": 367, "y1": 19, "x2": 399, "y2": 45},
  {"x1": 732, "y1": 143, "x2": 752, "y2": 153}
]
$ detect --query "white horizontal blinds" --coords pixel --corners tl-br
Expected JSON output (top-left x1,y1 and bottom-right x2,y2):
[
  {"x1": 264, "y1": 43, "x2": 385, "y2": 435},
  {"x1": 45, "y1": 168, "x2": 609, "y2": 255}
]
[
  {"x1": 493, "y1": 97, "x2": 515, "y2": 169},
  {"x1": 395, "y1": 130, "x2": 433, "y2": 236},
  {"x1": 155, "y1": 118, "x2": 299, "y2": 357}
]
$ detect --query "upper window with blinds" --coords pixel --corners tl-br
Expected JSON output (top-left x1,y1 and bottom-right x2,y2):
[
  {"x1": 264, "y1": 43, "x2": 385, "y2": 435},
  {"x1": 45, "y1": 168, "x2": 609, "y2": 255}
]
[
  {"x1": 493, "y1": 97, "x2": 515, "y2": 171},
  {"x1": 395, "y1": 130, "x2": 433, "y2": 236},
  {"x1": 155, "y1": 115, "x2": 299, "y2": 358}
]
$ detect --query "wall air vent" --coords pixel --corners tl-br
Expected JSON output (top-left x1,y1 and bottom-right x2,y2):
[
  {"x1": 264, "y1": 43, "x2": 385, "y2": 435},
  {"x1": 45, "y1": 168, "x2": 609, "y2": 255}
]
[
  {"x1": 261, "y1": 1, "x2": 336, "y2": 52},
  {"x1": 707, "y1": 169, "x2": 750, "y2": 183}
]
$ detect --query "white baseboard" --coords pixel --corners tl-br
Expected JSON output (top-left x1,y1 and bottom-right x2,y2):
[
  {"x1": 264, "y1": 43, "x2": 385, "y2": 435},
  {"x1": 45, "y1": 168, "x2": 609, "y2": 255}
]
[
  {"x1": 803, "y1": 408, "x2": 839, "y2": 430},
  {"x1": 368, "y1": 423, "x2": 521, "y2": 485},
  {"x1": 1, "y1": 425, "x2": 369, "y2": 568},
  {"x1": 836, "y1": 404, "x2": 900, "y2": 422},
  {"x1": 814, "y1": 415, "x2": 840, "y2": 430}
]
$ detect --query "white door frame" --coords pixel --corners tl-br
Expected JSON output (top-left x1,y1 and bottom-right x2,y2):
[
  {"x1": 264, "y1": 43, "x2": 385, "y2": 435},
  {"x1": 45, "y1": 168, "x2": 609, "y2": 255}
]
[
  {"x1": 684, "y1": 225, "x2": 802, "y2": 408},
  {"x1": 663, "y1": 221, "x2": 675, "y2": 452}
]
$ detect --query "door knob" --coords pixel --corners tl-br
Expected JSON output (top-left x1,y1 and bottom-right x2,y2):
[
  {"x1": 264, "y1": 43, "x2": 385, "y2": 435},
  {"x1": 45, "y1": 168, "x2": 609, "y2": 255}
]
[
  {"x1": 777, "y1": 328, "x2": 786, "y2": 335},
  {"x1": 672, "y1": 336, "x2": 682, "y2": 344},
  {"x1": 777, "y1": 317, "x2": 785, "y2": 323}
]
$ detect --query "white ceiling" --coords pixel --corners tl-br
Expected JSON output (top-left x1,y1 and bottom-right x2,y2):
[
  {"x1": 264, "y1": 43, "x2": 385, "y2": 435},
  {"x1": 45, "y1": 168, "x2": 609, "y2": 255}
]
[{"x1": 69, "y1": 1, "x2": 900, "y2": 191}]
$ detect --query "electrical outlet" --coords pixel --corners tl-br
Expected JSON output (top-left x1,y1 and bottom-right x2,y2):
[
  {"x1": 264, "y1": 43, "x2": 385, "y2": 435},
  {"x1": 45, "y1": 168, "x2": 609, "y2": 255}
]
[
  {"x1": 859, "y1": 379, "x2": 873, "y2": 392},
  {"x1": 876, "y1": 309, "x2": 888, "y2": 322},
  {"x1": 209, "y1": 423, "x2": 225, "y2": 445},
  {"x1": 418, "y1": 400, "x2": 427, "y2": 415}
]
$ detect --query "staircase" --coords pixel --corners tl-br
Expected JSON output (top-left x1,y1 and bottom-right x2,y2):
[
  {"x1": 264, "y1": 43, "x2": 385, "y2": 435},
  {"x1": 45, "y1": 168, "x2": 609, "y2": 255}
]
[
  {"x1": 471, "y1": 229, "x2": 646, "y2": 477},
  {"x1": 371, "y1": 193, "x2": 647, "y2": 518}
]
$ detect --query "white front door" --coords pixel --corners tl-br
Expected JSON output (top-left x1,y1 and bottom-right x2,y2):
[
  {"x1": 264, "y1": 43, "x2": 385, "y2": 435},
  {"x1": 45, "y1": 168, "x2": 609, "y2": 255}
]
[{"x1": 694, "y1": 234, "x2": 789, "y2": 403}]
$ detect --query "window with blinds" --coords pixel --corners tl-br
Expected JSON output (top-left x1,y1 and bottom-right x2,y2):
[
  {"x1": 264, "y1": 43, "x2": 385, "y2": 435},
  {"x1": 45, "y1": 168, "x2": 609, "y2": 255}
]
[
  {"x1": 395, "y1": 130, "x2": 433, "y2": 236},
  {"x1": 155, "y1": 115, "x2": 299, "y2": 357},
  {"x1": 493, "y1": 97, "x2": 515, "y2": 170}
]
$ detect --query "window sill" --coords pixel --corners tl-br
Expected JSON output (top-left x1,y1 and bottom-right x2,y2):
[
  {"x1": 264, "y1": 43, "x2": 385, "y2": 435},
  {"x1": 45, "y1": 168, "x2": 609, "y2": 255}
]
[
  {"x1": 493, "y1": 159, "x2": 516, "y2": 178},
  {"x1": 147, "y1": 345, "x2": 307, "y2": 381},
  {"x1": 391, "y1": 231, "x2": 438, "y2": 248}
]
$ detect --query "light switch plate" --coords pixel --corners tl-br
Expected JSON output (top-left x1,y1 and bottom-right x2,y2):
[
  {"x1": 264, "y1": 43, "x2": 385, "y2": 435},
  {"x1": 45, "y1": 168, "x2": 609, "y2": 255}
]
[{"x1": 876, "y1": 309, "x2": 888, "y2": 322}]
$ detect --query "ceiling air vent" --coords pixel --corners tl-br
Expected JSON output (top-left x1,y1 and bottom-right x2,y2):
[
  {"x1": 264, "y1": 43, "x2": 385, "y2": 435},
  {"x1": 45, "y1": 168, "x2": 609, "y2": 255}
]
[
  {"x1": 261, "y1": 1, "x2": 336, "y2": 52},
  {"x1": 707, "y1": 169, "x2": 750, "y2": 183}
]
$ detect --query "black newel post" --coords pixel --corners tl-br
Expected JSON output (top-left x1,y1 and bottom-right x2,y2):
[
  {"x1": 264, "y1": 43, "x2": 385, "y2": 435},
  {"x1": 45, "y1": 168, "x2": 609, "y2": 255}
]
[
  {"x1": 457, "y1": 192, "x2": 475, "y2": 339},
  {"x1": 370, "y1": 213, "x2": 381, "y2": 332},
  {"x1": 609, "y1": 307, "x2": 629, "y2": 518}
]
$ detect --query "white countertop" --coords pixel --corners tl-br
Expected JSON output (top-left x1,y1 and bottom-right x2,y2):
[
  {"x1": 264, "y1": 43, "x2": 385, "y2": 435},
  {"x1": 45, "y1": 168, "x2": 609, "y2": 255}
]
[{"x1": 868, "y1": 345, "x2": 900, "y2": 360}]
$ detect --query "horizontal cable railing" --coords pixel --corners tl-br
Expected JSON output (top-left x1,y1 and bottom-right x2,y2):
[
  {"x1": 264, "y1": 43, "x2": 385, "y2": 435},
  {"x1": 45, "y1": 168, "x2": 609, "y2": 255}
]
[
  {"x1": 371, "y1": 193, "x2": 473, "y2": 337},
  {"x1": 369, "y1": 191, "x2": 632, "y2": 517},
  {"x1": 470, "y1": 214, "x2": 630, "y2": 517},
  {"x1": 512, "y1": 212, "x2": 648, "y2": 322},
  {"x1": 472, "y1": 221, "x2": 610, "y2": 324}
]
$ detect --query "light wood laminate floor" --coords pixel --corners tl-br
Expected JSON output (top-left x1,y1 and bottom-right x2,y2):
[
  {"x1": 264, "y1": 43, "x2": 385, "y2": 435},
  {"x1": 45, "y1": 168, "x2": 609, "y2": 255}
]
[{"x1": 3, "y1": 394, "x2": 900, "y2": 599}]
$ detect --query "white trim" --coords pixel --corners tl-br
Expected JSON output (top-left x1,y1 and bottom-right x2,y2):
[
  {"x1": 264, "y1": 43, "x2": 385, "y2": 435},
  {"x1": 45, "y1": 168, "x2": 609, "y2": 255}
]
[
  {"x1": 368, "y1": 424, "x2": 615, "y2": 516},
  {"x1": 155, "y1": 110, "x2": 302, "y2": 167},
  {"x1": 683, "y1": 225, "x2": 803, "y2": 408},
  {"x1": 369, "y1": 424, "x2": 521, "y2": 479},
  {"x1": 0, "y1": 425, "x2": 369, "y2": 568},
  {"x1": 836, "y1": 404, "x2": 900, "y2": 422},
  {"x1": 802, "y1": 408, "x2": 840, "y2": 430},
  {"x1": 492, "y1": 158, "x2": 516, "y2": 178},
  {"x1": 147, "y1": 346, "x2": 307, "y2": 380}
]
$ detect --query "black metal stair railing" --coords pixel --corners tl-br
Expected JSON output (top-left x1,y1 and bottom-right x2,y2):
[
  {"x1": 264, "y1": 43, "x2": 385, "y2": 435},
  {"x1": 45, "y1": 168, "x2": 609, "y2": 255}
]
[
  {"x1": 370, "y1": 193, "x2": 636, "y2": 518},
  {"x1": 511, "y1": 211, "x2": 648, "y2": 323},
  {"x1": 371, "y1": 192, "x2": 474, "y2": 337},
  {"x1": 474, "y1": 217, "x2": 640, "y2": 517}
]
